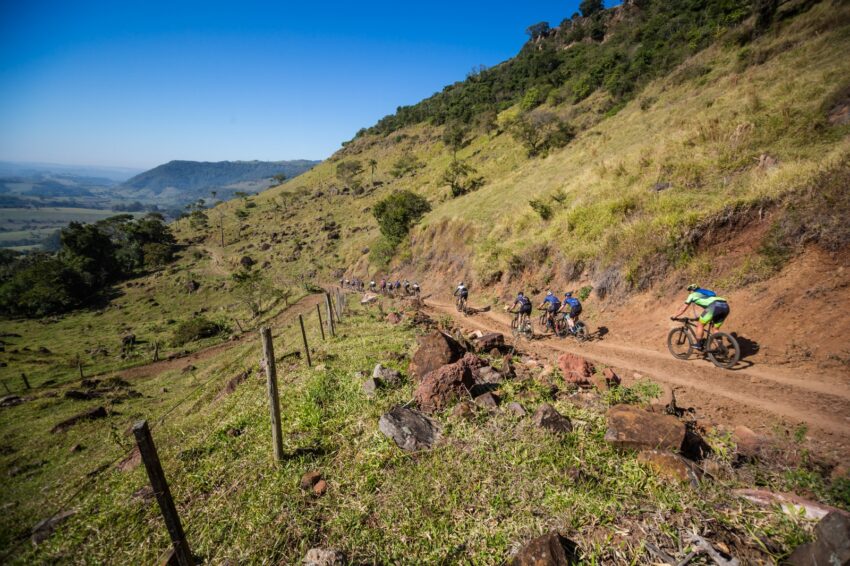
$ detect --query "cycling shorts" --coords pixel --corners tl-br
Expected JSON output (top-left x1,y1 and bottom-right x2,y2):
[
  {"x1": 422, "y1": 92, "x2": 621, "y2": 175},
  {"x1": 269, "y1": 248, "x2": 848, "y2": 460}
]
[
  {"x1": 547, "y1": 302, "x2": 561, "y2": 313},
  {"x1": 458, "y1": 290, "x2": 468, "y2": 299},
  {"x1": 699, "y1": 301, "x2": 729, "y2": 328},
  {"x1": 518, "y1": 304, "x2": 532, "y2": 315},
  {"x1": 568, "y1": 306, "x2": 581, "y2": 319}
]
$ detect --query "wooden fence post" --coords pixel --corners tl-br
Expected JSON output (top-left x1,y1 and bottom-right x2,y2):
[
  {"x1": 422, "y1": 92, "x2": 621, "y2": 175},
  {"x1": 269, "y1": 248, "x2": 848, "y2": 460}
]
[
  {"x1": 78, "y1": 359, "x2": 84, "y2": 379},
  {"x1": 325, "y1": 293, "x2": 336, "y2": 337},
  {"x1": 1, "y1": 381, "x2": 10, "y2": 394},
  {"x1": 298, "y1": 314, "x2": 312, "y2": 367},
  {"x1": 260, "y1": 327, "x2": 284, "y2": 462},
  {"x1": 153, "y1": 341, "x2": 160, "y2": 362},
  {"x1": 21, "y1": 373, "x2": 30, "y2": 390},
  {"x1": 132, "y1": 420, "x2": 194, "y2": 566},
  {"x1": 316, "y1": 304, "x2": 325, "y2": 341}
]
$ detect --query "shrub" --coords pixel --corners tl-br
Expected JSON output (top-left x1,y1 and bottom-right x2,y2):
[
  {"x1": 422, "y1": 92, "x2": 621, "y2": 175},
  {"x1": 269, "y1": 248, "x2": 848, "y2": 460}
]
[
  {"x1": 372, "y1": 191, "x2": 431, "y2": 243},
  {"x1": 389, "y1": 153, "x2": 425, "y2": 178},
  {"x1": 529, "y1": 199, "x2": 553, "y2": 220},
  {"x1": 577, "y1": 285, "x2": 593, "y2": 301},
  {"x1": 171, "y1": 317, "x2": 227, "y2": 346}
]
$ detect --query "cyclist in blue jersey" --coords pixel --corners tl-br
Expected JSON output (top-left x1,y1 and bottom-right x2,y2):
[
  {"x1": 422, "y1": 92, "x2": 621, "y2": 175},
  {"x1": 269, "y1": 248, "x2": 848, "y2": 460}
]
[
  {"x1": 509, "y1": 292, "x2": 532, "y2": 327},
  {"x1": 671, "y1": 283, "x2": 730, "y2": 351},
  {"x1": 559, "y1": 291, "x2": 583, "y2": 333},
  {"x1": 537, "y1": 290, "x2": 561, "y2": 334}
]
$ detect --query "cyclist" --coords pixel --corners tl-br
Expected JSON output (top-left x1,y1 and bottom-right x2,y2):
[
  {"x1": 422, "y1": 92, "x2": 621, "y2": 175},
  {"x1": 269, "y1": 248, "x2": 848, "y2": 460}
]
[
  {"x1": 369, "y1": 280, "x2": 376, "y2": 292},
  {"x1": 380, "y1": 278, "x2": 387, "y2": 294},
  {"x1": 454, "y1": 282, "x2": 468, "y2": 309},
  {"x1": 403, "y1": 280, "x2": 411, "y2": 295},
  {"x1": 560, "y1": 292, "x2": 582, "y2": 333},
  {"x1": 537, "y1": 290, "x2": 561, "y2": 334},
  {"x1": 412, "y1": 282, "x2": 421, "y2": 296},
  {"x1": 671, "y1": 284, "x2": 730, "y2": 351},
  {"x1": 509, "y1": 292, "x2": 532, "y2": 328}
]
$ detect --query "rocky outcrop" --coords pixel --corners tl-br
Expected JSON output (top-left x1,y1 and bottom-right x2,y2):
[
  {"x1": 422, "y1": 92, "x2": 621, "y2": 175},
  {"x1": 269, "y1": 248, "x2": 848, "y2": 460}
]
[
  {"x1": 637, "y1": 449, "x2": 702, "y2": 487},
  {"x1": 787, "y1": 511, "x2": 850, "y2": 565},
  {"x1": 604, "y1": 405, "x2": 685, "y2": 451},
  {"x1": 414, "y1": 353, "x2": 483, "y2": 413},
  {"x1": 408, "y1": 331, "x2": 465, "y2": 381},
  {"x1": 379, "y1": 406, "x2": 442, "y2": 451},
  {"x1": 557, "y1": 353, "x2": 595, "y2": 387}
]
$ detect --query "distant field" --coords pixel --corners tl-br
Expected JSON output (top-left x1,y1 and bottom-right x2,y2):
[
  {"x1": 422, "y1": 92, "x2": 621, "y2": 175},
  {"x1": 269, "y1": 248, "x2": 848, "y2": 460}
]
[{"x1": 0, "y1": 207, "x2": 123, "y2": 249}]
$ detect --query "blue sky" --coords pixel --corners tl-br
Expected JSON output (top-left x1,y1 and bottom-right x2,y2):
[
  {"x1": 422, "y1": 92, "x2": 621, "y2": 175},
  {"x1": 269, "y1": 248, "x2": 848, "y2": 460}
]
[{"x1": 0, "y1": 1, "x2": 585, "y2": 168}]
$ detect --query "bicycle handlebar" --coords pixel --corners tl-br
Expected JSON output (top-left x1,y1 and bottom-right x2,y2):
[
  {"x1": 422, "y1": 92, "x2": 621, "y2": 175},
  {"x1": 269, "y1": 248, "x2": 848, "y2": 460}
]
[{"x1": 671, "y1": 317, "x2": 699, "y2": 322}]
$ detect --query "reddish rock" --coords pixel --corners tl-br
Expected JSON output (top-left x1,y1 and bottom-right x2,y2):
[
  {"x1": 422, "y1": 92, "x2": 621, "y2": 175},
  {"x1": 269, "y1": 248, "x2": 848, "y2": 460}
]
[
  {"x1": 386, "y1": 312, "x2": 402, "y2": 324},
  {"x1": 312, "y1": 479, "x2": 328, "y2": 496},
  {"x1": 507, "y1": 402, "x2": 527, "y2": 417},
  {"x1": 215, "y1": 370, "x2": 250, "y2": 401},
  {"x1": 604, "y1": 404, "x2": 685, "y2": 451},
  {"x1": 637, "y1": 450, "x2": 702, "y2": 487},
  {"x1": 408, "y1": 331, "x2": 465, "y2": 381},
  {"x1": 116, "y1": 446, "x2": 141, "y2": 472},
  {"x1": 532, "y1": 404, "x2": 573, "y2": 434},
  {"x1": 474, "y1": 332, "x2": 505, "y2": 353},
  {"x1": 602, "y1": 368, "x2": 621, "y2": 387},
  {"x1": 733, "y1": 425, "x2": 768, "y2": 460},
  {"x1": 511, "y1": 531, "x2": 579, "y2": 565},
  {"x1": 557, "y1": 353, "x2": 595, "y2": 387},
  {"x1": 414, "y1": 353, "x2": 483, "y2": 413},
  {"x1": 300, "y1": 470, "x2": 322, "y2": 491}
]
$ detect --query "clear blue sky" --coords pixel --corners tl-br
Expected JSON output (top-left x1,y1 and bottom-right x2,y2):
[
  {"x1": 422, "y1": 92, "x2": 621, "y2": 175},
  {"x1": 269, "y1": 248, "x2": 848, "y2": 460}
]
[{"x1": 0, "y1": 1, "x2": 586, "y2": 169}]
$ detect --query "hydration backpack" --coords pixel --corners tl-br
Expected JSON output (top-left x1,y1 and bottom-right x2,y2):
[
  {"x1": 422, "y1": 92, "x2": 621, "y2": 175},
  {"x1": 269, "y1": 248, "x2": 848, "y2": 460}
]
[{"x1": 695, "y1": 287, "x2": 716, "y2": 297}]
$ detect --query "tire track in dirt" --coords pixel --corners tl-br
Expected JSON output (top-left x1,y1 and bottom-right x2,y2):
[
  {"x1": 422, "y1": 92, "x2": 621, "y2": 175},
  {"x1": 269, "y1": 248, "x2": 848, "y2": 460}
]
[{"x1": 424, "y1": 298, "x2": 850, "y2": 457}]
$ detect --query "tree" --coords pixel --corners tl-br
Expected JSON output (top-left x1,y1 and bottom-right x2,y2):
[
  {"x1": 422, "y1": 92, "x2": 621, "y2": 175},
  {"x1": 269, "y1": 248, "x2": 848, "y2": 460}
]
[
  {"x1": 526, "y1": 21, "x2": 551, "y2": 40},
  {"x1": 442, "y1": 122, "x2": 467, "y2": 158},
  {"x1": 59, "y1": 221, "x2": 119, "y2": 287},
  {"x1": 508, "y1": 111, "x2": 576, "y2": 157},
  {"x1": 272, "y1": 173, "x2": 287, "y2": 184},
  {"x1": 441, "y1": 159, "x2": 485, "y2": 198},
  {"x1": 389, "y1": 153, "x2": 425, "y2": 178},
  {"x1": 579, "y1": 0, "x2": 604, "y2": 17},
  {"x1": 231, "y1": 267, "x2": 271, "y2": 318},
  {"x1": 372, "y1": 191, "x2": 431, "y2": 243},
  {"x1": 367, "y1": 158, "x2": 378, "y2": 186},
  {"x1": 336, "y1": 160, "x2": 364, "y2": 188}
]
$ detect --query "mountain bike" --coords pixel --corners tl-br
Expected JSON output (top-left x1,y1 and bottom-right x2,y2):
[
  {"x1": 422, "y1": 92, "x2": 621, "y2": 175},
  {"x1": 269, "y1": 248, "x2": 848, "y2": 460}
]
[
  {"x1": 538, "y1": 308, "x2": 555, "y2": 334},
  {"x1": 668, "y1": 317, "x2": 740, "y2": 369},
  {"x1": 455, "y1": 295, "x2": 468, "y2": 315},
  {"x1": 510, "y1": 310, "x2": 533, "y2": 340},
  {"x1": 554, "y1": 314, "x2": 589, "y2": 342}
]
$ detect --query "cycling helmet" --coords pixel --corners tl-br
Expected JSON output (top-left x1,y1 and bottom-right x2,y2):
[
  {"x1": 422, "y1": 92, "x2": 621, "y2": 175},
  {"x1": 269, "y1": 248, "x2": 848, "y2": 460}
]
[
  {"x1": 546, "y1": 290, "x2": 553, "y2": 296},
  {"x1": 565, "y1": 291, "x2": 572, "y2": 298},
  {"x1": 687, "y1": 283, "x2": 698, "y2": 291},
  {"x1": 458, "y1": 282, "x2": 464, "y2": 286},
  {"x1": 517, "y1": 291, "x2": 524, "y2": 297}
]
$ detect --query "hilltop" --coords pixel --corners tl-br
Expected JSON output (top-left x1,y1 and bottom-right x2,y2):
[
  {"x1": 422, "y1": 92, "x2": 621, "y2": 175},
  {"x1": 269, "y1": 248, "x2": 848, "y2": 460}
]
[{"x1": 118, "y1": 159, "x2": 320, "y2": 206}]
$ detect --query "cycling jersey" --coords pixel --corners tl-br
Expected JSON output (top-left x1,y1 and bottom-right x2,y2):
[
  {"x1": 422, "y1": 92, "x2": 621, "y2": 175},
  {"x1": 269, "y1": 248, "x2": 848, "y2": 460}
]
[
  {"x1": 685, "y1": 292, "x2": 727, "y2": 308},
  {"x1": 455, "y1": 286, "x2": 468, "y2": 298},
  {"x1": 543, "y1": 295, "x2": 561, "y2": 311},
  {"x1": 515, "y1": 295, "x2": 532, "y2": 314}
]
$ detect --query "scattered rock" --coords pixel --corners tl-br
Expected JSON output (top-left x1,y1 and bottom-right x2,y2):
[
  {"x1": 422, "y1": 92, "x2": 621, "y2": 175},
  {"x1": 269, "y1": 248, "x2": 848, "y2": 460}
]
[
  {"x1": 303, "y1": 548, "x2": 346, "y2": 566},
  {"x1": 69, "y1": 444, "x2": 83, "y2": 453},
  {"x1": 215, "y1": 370, "x2": 250, "y2": 401},
  {"x1": 637, "y1": 449, "x2": 702, "y2": 487},
  {"x1": 604, "y1": 404, "x2": 685, "y2": 452},
  {"x1": 362, "y1": 378, "x2": 380, "y2": 397},
  {"x1": 831, "y1": 464, "x2": 850, "y2": 481},
  {"x1": 0, "y1": 395, "x2": 23, "y2": 408},
  {"x1": 117, "y1": 446, "x2": 141, "y2": 472},
  {"x1": 557, "y1": 353, "x2": 595, "y2": 387},
  {"x1": 239, "y1": 255, "x2": 255, "y2": 268},
  {"x1": 477, "y1": 366, "x2": 504, "y2": 385},
  {"x1": 181, "y1": 365, "x2": 197, "y2": 374},
  {"x1": 786, "y1": 511, "x2": 850, "y2": 565},
  {"x1": 734, "y1": 489, "x2": 850, "y2": 521},
  {"x1": 313, "y1": 479, "x2": 328, "y2": 497},
  {"x1": 64, "y1": 390, "x2": 99, "y2": 401},
  {"x1": 386, "y1": 312, "x2": 402, "y2": 324},
  {"x1": 507, "y1": 402, "x2": 527, "y2": 417},
  {"x1": 185, "y1": 280, "x2": 200, "y2": 293},
  {"x1": 378, "y1": 406, "x2": 442, "y2": 452},
  {"x1": 360, "y1": 293, "x2": 378, "y2": 305},
  {"x1": 532, "y1": 404, "x2": 573, "y2": 434},
  {"x1": 757, "y1": 153, "x2": 779, "y2": 171},
  {"x1": 372, "y1": 364, "x2": 401, "y2": 385},
  {"x1": 132, "y1": 485, "x2": 154, "y2": 502},
  {"x1": 511, "y1": 531, "x2": 579, "y2": 565},
  {"x1": 300, "y1": 470, "x2": 323, "y2": 491},
  {"x1": 408, "y1": 331, "x2": 465, "y2": 381},
  {"x1": 31, "y1": 509, "x2": 77, "y2": 545},
  {"x1": 51, "y1": 406, "x2": 108, "y2": 433},
  {"x1": 226, "y1": 427, "x2": 242, "y2": 437},
  {"x1": 451, "y1": 401, "x2": 476, "y2": 421},
  {"x1": 602, "y1": 367, "x2": 621, "y2": 387},
  {"x1": 473, "y1": 332, "x2": 504, "y2": 353},
  {"x1": 651, "y1": 181, "x2": 672, "y2": 192},
  {"x1": 474, "y1": 392, "x2": 499, "y2": 410},
  {"x1": 733, "y1": 425, "x2": 768, "y2": 460},
  {"x1": 414, "y1": 353, "x2": 483, "y2": 413}
]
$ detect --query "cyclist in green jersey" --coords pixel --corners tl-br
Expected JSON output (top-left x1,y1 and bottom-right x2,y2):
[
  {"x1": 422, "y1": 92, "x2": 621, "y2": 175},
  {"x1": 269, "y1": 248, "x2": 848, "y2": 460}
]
[{"x1": 671, "y1": 284, "x2": 730, "y2": 351}]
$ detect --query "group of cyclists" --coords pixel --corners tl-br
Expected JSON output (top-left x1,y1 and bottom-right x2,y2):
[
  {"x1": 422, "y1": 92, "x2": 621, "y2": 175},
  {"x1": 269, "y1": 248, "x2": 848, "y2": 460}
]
[{"x1": 342, "y1": 276, "x2": 421, "y2": 297}]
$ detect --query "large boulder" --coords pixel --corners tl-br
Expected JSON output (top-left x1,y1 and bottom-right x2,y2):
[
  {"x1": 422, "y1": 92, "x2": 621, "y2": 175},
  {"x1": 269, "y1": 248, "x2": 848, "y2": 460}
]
[
  {"x1": 732, "y1": 425, "x2": 768, "y2": 460},
  {"x1": 379, "y1": 406, "x2": 442, "y2": 451},
  {"x1": 557, "y1": 353, "x2": 595, "y2": 387},
  {"x1": 604, "y1": 405, "x2": 685, "y2": 451},
  {"x1": 473, "y1": 332, "x2": 505, "y2": 353},
  {"x1": 408, "y1": 331, "x2": 465, "y2": 381},
  {"x1": 637, "y1": 450, "x2": 702, "y2": 487},
  {"x1": 787, "y1": 512, "x2": 850, "y2": 565},
  {"x1": 414, "y1": 353, "x2": 483, "y2": 413},
  {"x1": 51, "y1": 406, "x2": 108, "y2": 433},
  {"x1": 511, "y1": 532, "x2": 579, "y2": 565},
  {"x1": 532, "y1": 404, "x2": 573, "y2": 434}
]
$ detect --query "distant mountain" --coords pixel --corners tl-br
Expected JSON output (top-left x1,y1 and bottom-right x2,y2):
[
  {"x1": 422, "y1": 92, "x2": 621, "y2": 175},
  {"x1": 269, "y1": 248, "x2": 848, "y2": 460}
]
[
  {"x1": 0, "y1": 161, "x2": 142, "y2": 182},
  {"x1": 117, "y1": 159, "x2": 320, "y2": 205}
]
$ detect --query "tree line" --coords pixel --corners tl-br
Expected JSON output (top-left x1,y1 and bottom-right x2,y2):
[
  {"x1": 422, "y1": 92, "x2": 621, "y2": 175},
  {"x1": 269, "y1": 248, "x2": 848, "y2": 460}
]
[{"x1": 0, "y1": 213, "x2": 177, "y2": 317}]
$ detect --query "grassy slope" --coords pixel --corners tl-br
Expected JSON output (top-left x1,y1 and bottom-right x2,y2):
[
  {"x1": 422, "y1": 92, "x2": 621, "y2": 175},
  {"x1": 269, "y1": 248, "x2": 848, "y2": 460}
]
[{"x1": 3, "y1": 299, "x2": 838, "y2": 564}]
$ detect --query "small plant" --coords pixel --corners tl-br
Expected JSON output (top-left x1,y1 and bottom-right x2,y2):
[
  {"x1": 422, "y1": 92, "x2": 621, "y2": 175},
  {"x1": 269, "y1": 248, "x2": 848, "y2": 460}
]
[
  {"x1": 172, "y1": 316, "x2": 228, "y2": 346},
  {"x1": 577, "y1": 286, "x2": 593, "y2": 301},
  {"x1": 529, "y1": 199, "x2": 553, "y2": 221}
]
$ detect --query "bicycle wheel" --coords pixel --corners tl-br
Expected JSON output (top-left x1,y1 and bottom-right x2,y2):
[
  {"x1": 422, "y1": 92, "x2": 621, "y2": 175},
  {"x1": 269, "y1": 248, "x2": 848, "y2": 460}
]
[
  {"x1": 707, "y1": 332, "x2": 740, "y2": 369},
  {"x1": 667, "y1": 327, "x2": 693, "y2": 359},
  {"x1": 511, "y1": 316, "x2": 520, "y2": 339},
  {"x1": 575, "y1": 322, "x2": 589, "y2": 342}
]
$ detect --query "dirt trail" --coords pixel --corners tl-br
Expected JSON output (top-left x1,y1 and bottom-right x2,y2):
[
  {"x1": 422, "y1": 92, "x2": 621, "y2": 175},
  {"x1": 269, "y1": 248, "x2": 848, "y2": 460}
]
[
  {"x1": 117, "y1": 293, "x2": 325, "y2": 381},
  {"x1": 424, "y1": 297, "x2": 850, "y2": 459}
]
